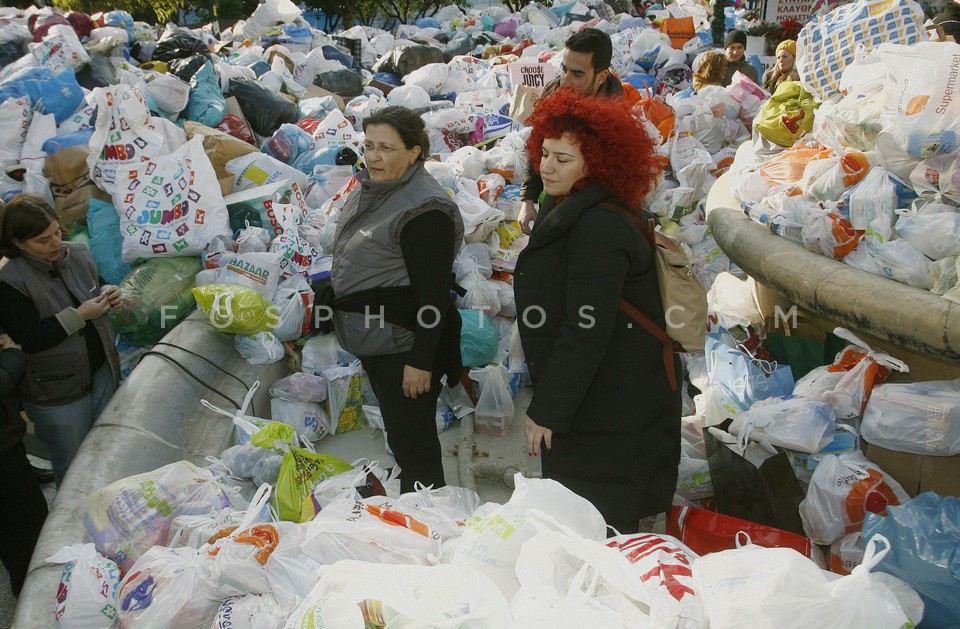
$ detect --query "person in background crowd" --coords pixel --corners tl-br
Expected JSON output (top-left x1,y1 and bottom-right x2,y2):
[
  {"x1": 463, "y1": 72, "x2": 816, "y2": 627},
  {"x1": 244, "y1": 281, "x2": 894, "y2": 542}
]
[
  {"x1": 329, "y1": 106, "x2": 463, "y2": 494},
  {"x1": 693, "y1": 50, "x2": 729, "y2": 92},
  {"x1": 0, "y1": 331, "x2": 48, "y2": 597},
  {"x1": 515, "y1": 89, "x2": 681, "y2": 534},
  {"x1": 518, "y1": 27, "x2": 624, "y2": 236},
  {"x1": 762, "y1": 39, "x2": 801, "y2": 93},
  {"x1": 0, "y1": 195, "x2": 121, "y2": 487},
  {"x1": 722, "y1": 29, "x2": 759, "y2": 86}
]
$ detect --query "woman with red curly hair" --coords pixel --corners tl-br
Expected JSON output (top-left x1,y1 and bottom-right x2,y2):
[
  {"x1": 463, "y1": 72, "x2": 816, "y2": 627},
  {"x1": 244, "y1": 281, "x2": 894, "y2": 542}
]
[{"x1": 514, "y1": 88, "x2": 680, "y2": 534}]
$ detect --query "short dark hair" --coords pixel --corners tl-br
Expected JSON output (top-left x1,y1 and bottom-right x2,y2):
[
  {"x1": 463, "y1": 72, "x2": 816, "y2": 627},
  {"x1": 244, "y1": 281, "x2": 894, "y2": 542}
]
[
  {"x1": 0, "y1": 194, "x2": 58, "y2": 258},
  {"x1": 564, "y1": 28, "x2": 614, "y2": 74},
  {"x1": 362, "y1": 106, "x2": 429, "y2": 161}
]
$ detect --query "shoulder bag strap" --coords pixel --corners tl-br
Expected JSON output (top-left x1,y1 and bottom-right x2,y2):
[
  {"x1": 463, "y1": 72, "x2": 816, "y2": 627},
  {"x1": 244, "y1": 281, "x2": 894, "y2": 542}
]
[{"x1": 597, "y1": 202, "x2": 681, "y2": 392}]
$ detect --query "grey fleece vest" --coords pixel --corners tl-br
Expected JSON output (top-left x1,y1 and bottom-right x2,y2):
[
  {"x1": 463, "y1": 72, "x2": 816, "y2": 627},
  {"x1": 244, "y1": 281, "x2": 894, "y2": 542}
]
[
  {"x1": 331, "y1": 161, "x2": 463, "y2": 357},
  {"x1": 0, "y1": 243, "x2": 120, "y2": 404}
]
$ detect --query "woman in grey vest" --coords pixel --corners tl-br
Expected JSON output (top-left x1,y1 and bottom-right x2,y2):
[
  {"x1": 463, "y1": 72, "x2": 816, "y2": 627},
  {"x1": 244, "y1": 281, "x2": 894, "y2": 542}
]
[
  {"x1": 0, "y1": 195, "x2": 122, "y2": 486},
  {"x1": 330, "y1": 106, "x2": 464, "y2": 493}
]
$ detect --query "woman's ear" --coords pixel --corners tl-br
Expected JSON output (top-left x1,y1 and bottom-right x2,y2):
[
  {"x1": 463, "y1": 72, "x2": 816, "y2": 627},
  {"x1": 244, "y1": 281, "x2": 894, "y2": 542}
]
[{"x1": 410, "y1": 145, "x2": 422, "y2": 163}]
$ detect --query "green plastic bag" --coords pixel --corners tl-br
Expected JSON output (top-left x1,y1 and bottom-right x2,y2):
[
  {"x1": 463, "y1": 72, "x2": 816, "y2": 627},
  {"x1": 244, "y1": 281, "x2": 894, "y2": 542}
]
[
  {"x1": 754, "y1": 81, "x2": 819, "y2": 148},
  {"x1": 273, "y1": 446, "x2": 352, "y2": 522},
  {"x1": 250, "y1": 421, "x2": 296, "y2": 449},
  {"x1": 192, "y1": 283, "x2": 274, "y2": 335},
  {"x1": 459, "y1": 308, "x2": 498, "y2": 368},
  {"x1": 110, "y1": 257, "x2": 202, "y2": 346}
]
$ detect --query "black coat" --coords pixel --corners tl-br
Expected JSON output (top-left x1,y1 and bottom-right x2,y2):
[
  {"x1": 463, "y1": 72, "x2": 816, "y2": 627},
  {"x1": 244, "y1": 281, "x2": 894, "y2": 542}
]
[
  {"x1": 514, "y1": 184, "x2": 681, "y2": 525},
  {"x1": 0, "y1": 348, "x2": 27, "y2": 452}
]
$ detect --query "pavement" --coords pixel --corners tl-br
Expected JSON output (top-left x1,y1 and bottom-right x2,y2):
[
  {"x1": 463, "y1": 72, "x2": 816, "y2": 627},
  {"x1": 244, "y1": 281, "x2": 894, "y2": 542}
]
[{"x1": 0, "y1": 453, "x2": 55, "y2": 628}]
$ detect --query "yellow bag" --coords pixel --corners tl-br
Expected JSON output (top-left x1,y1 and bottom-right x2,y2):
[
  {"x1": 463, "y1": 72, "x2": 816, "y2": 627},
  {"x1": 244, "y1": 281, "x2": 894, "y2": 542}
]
[
  {"x1": 754, "y1": 81, "x2": 819, "y2": 147},
  {"x1": 192, "y1": 284, "x2": 274, "y2": 335},
  {"x1": 273, "y1": 447, "x2": 353, "y2": 522}
]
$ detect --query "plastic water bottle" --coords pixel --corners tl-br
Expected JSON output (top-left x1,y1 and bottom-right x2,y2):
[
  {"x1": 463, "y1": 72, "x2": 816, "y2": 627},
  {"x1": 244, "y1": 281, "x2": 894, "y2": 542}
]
[{"x1": 741, "y1": 201, "x2": 771, "y2": 225}]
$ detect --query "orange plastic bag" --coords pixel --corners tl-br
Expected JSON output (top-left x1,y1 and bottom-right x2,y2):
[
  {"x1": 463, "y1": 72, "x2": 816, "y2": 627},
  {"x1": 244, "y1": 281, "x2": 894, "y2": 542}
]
[
  {"x1": 660, "y1": 16, "x2": 696, "y2": 49},
  {"x1": 760, "y1": 144, "x2": 830, "y2": 186},
  {"x1": 634, "y1": 88, "x2": 675, "y2": 144}
]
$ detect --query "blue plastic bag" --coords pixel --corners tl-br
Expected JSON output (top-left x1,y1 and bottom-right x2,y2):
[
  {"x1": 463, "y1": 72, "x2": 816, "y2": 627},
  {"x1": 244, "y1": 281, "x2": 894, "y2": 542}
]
[
  {"x1": 459, "y1": 309, "x2": 498, "y2": 368},
  {"x1": 292, "y1": 144, "x2": 341, "y2": 174},
  {"x1": 705, "y1": 332, "x2": 795, "y2": 420},
  {"x1": 0, "y1": 67, "x2": 84, "y2": 124},
  {"x1": 104, "y1": 10, "x2": 135, "y2": 44},
  {"x1": 863, "y1": 492, "x2": 960, "y2": 628},
  {"x1": 42, "y1": 128, "x2": 94, "y2": 156},
  {"x1": 186, "y1": 61, "x2": 227, "y2": 127},
  {"x1": 87, "y1": 198, "x2": 132, "y2": 285},
  {"x1": 262, "y1": 123, "x2": 315, "y2": 165}
]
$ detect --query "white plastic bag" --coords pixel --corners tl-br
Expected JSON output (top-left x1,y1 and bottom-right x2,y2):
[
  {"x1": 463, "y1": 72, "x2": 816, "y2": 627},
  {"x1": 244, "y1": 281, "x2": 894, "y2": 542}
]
[
  {"x1": 728, "y1": 396, "x2": 837, "y2": 454},
  {"x1": 792, "y1": 327, "x2": 909, "y2": 419},
  {"x1": 270, "y1": 273, "x2": 310, "y2": 342},
  {"x1": 235, "y1": 331, "x2": 285, "y2": 365},
  {"x1": 112, "y1": 135, "x2": 231, "y2": 263},
  {"x1": 270, "y1": 397, "x2": 330, "y2": 442},
  {"x1": 0, "y1": 95, "x2": 31, "y2": 168},
  {"x1": 450, "y1": 474, "x2": 607, "y2": 600},
  {"x1": 116, "y1": 546, "x2": 223, "y2": 628},
  {"x1": 799, "y1": 451, "x2": 910, "y2": 545},
  {"x1": 82, "y1": 461, "x2": 233, "y2": 572},
  {"x1": 861, "y1": 379, "x2": 960, "y2": 456},
  {"x1": 48, "y1": 544, "x2": 121, "y2": 629},
  {"x1": 608, "y1": 532, "x2": 704, "y2": 628},
  {"x1": 894, "y1": 208, "x2": 960, "y2": 260},
  {"x1": 30, "y1": 24, "x2": 90, "y2": 71},
  {"x1": 692, "y1": 534, "x2": 923, "y2": 628},
  {"x1": 283, "y1": 561, "x2": 510, "y2": 628},
  {"x1": 470, "y1": 364, "x2": 513, "y2": 436},
  {"x1": 88, "y1": 83, "x2": 186, "y2": 195},
  {"x1": 511, "y1": 511, "x2": 656, "y2": 628},
  {"x1": 236, "y1": 222, "x2": 273, "y2": 254},
  {"x1": 301, "y1": 495, "x2": 443, "y2": 566},
  {"x1": 849, "y1": 167, "x2": 898, "y2": 231},
  {"x1": 218, "y1": 252, "x2": 282, "y2": 299}
]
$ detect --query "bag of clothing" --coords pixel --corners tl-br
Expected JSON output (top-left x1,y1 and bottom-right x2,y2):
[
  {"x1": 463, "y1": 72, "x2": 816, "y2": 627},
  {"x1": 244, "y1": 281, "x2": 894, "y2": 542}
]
[
  {"x1": 753, "y1": 81, "x2": 818, "y2": 147},
  {"x1": 112, "y1": 135, "x2": 231, "y2": 263}
]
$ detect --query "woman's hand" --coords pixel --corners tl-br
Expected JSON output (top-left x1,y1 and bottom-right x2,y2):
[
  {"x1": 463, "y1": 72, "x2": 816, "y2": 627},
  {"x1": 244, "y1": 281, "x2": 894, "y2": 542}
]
[
  {"x1": 100, "y1": 284, "x2": 122, "y2": 309},
  {"x1": 402, "y1": 365, "x2": 432, "y2": 399},
  {"x1": 0, "y1": 334, "x2": 20, "y2": 351},
  {"x1": 518, "y1": 200, "x2": 538, "y2": 235},
  {"x1": 526, "y1": 416, "x2": 553, "y2": 456},
  {"x1": 77, "y1": 293, "x2": 110, "y2": 321}
]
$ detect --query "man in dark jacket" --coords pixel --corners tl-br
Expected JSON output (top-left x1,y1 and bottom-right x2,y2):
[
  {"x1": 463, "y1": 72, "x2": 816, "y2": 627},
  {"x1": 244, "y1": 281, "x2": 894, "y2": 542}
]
[
  {"x1": 722, "y1": 29, "x2": 760, "y2": 86},
  {"x1": 518, "y1": 28, "x2": 625, "y2": 235},
  {"x1": 0, "y1": 331, "x2": 48, "y2": 596}
]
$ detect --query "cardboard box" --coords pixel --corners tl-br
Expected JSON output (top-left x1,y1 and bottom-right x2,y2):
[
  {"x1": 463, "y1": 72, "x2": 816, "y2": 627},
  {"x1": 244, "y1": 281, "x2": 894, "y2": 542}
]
[
  {"x1": 865, "y1": 442, "x2": 960, "y2": 498},
  {"x1": 301, "y1": 85, "x2": 345, "y2": 110}
]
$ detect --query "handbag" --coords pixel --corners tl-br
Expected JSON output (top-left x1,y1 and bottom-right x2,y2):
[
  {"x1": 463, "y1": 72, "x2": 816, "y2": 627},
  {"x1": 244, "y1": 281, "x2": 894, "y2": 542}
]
[{"x1": 601, "y1": 203, "x2": 708, "y2": 390}]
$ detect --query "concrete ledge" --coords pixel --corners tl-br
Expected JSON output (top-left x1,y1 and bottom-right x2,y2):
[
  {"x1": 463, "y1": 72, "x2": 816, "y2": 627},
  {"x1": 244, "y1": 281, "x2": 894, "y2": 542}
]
[
  {"x1": 706, "y1": 173, "x2": 960, "y2": 364},
  {"x1": 14, "y1": 312, "x2": 286, "y2": 628}
]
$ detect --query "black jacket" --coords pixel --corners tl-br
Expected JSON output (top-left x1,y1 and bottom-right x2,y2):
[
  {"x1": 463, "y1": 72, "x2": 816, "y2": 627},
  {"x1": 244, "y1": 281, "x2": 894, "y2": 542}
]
[
  {"x1": 514, "y1": 184, "x2": 681, "y2": 523},
  {"x1": 0, "y1": 348, "x2": 27, "y2": 452}
]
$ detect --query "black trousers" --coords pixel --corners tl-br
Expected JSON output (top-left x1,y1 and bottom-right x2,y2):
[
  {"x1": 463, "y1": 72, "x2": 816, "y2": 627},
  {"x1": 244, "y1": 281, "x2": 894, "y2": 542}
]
[
  {"x1": 360, "y1": 352, "x2": 445, "y2": 494},
  {"x1": 0, "y1": 442, "x2": 48, "y2": 596}
]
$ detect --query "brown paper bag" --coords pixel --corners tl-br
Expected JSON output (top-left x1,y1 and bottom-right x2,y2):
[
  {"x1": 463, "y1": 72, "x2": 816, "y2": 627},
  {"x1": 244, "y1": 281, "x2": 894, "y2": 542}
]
[
  {"x1": 43, "y1": 145, "x2": 96, "y2": 228},
  {"x1": 509, "y1": 84, "x2": 541, "y2": 125},
  {"x1": 183, "y1": 121, "x2": 259, "y2": 180}
]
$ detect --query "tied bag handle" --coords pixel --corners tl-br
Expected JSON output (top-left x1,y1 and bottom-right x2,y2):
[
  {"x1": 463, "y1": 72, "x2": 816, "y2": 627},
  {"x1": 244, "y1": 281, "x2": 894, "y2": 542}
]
[{"x1": 598, "y1": 202, "x2": 683, "y2": 392}]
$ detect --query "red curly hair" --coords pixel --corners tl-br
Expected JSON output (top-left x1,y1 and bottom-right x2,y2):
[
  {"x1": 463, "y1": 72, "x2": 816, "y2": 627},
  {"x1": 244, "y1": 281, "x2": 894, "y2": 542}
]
[{"x1": 525, "y1": 88, "x2": 661, "y2": 209}]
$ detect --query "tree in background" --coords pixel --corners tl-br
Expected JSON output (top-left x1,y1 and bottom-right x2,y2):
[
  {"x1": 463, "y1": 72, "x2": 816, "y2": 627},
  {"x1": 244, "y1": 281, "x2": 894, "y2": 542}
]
[
  {"x1": 307, "y1": 0, "x2": 466, "y2": 29},
  {"x1": 53, "y1": 0, "x2": 182, "y2": 23},
  {"x1": 712, "y1": 0, "x2": 727, "y2": 46}
]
